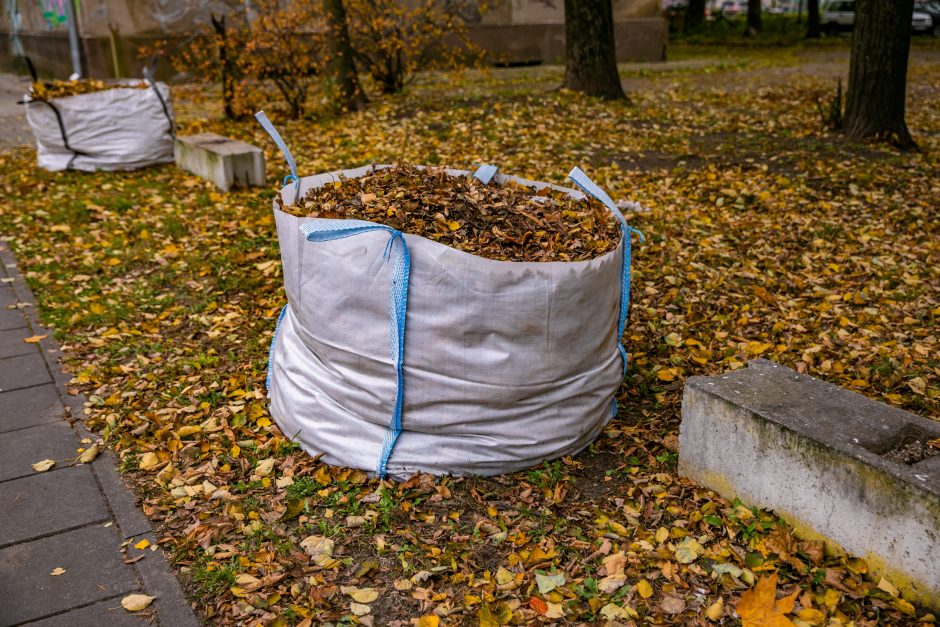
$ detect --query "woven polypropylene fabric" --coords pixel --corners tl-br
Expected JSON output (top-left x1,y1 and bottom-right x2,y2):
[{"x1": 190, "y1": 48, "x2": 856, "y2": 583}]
[
  {"x1": 24, "y1": 82, "x2": 174, "y2": 172},
  {"x1": 268, "y1": 166, "x2": 625, "y2": 479}
]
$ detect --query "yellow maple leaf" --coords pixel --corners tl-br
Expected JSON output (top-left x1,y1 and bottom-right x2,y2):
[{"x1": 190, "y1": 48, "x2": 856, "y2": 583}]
[{"x1": 736, "y1": 574, "x2": 798, "y2": 627}]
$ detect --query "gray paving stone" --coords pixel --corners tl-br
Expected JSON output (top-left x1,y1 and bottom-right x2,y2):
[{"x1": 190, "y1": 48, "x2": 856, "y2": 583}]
[
  {"x1": 0, "y1": 464, "x2": 109, "y2": 547},
  {"x1": 0, "y1": 422, "x2": 79, "y2": 483},
  {"x1": 0, "y1": 287, "x2": 27, "y2": 331},
  {"x1": 24, "y1": 597, "x2": 154, "y2": 627},
  {"x1": 0, "y1": 352, "x2": 51, "y2": 392},
  {"x1": 0, "y1": 383, "x2": 64, "y2": 433},
  {"x1": 0, "y1": 325, "x2": 38, "y2": 359},
  {"x1": 0, "y1": 525, "x2": 139, "y2": 626}
]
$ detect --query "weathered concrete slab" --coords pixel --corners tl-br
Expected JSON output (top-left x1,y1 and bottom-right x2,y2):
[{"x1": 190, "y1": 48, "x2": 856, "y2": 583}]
[
  {"x1": 25, "y1": 598, "x2": 154, "y2": 627},
  {"x1": 0, "y1": 351, "x2": 52, "y2": 391},
  {"x1": 679, "y1": 359, "x2": 940, "y2": 610},
  {"x1": 0, "y1": 326, "x2": 38, "y2": 359},
  {"x1": 0, "y1": 525, "x2": 138, "y2": 626},
  {"x1": 0, "y1": 383, "x2": 65, "y2": 432},
  {"x1": 0, "y1": 421, "x2": 79, "y2": 482},
  {"x1": 0, "y1": 464, "x2": 110, "y2": 546},
  {"x1": 174, "y1": 132, "x2": 265, "y2": 191}
]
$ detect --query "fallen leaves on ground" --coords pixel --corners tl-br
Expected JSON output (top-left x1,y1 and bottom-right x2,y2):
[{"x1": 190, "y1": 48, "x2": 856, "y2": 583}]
[
  {"x1": 31, "y1": 459, "x2": 55, "y2": 472},
  {"x1": 737, "y1": 574, "x2": 798, "y2": 627},
  {"x1": 1, "y1": 44, "x2": 937, "y2": 625},
  {"x1": 121, "y1": 593, "x2": 156, "y2": 612}
]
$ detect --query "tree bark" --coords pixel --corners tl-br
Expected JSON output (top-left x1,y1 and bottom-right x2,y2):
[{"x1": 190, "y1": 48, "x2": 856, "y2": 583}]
[
  {"x1": 844, "y1": 0, "x2": 915, "y2": 148},
  {"x1": 805, "y1": 0, "x2": 820, "y2": 37},
  {"x1": 210, "y1": 14, "x2": 237, "y2": 119},
  {"x1": 323, "y1": 0, "x2": 367, "y2": 112},
  {"x1": 746, "y1": 0, "x2": 762, "y2": 34},
  {"x1": 563, "y1": 0, "x2": 626, "y2": 100},
  {"x1": 684, "y1": 0, "x2": 707, "y2": 33}
]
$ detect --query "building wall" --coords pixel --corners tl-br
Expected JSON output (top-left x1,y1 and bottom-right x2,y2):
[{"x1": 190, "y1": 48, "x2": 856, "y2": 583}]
[{"x1": 1, "y1": 0, "x2": 666, "y2": 78}]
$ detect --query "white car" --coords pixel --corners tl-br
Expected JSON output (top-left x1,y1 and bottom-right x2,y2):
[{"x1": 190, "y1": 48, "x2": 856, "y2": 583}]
[{"x1": 822, "y1": 0, "x2": 933, "y2": 34}]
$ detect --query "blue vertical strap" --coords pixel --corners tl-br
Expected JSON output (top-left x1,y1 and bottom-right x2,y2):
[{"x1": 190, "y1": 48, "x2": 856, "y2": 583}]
[
  {"x1": 473, "y1": 164, "x2": 498, "y2": 185},
  {"x1": 299, "y1": 219, "x2": 411, "y2": 478},
  {"x1": 567, "y1": 167, "x2": 644, "y2": 375},
  {"x1": 266, "y1": 304, "x2": 289, "y2": 395},
  {"x1": 254, "y1": 110, "x2": 301, "y2": 204}
]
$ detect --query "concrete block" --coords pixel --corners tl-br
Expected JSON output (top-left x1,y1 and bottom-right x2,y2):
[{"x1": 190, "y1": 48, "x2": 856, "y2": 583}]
[
  {"x1": 0, "y1": 421, "x2": 79, "y2": 482},
  {"x1": 679, "y1": 359, "x2": 940, "y2": 610},
  {"x1": 174, "y1": 132, "x2": 265, "y2": 192},
  {"x1": 0, "y1": 383, "x2": 65, "y2": 433}
]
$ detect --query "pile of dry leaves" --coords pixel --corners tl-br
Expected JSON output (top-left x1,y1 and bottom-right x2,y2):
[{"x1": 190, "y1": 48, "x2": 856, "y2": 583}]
[
  {"x1": 285, "y1": 165, "x2": 621, "y2": 262},
  {"x1": 29, "y1": 79, "x2": 148, "y2": 100}
]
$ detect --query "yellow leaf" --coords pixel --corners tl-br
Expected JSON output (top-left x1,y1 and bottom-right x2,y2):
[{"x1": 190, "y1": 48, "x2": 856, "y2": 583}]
[
  {"x1": 795, "y1": 608, "x2": 826, "y2": 626},
  {"x1": 675, "y1": 536, "x2": 704, "y2": 563},
  {"x1": 341, "y1": 586, "x2": 379, "y2": 603},
  {"x1": 32, "y1": 459, "x2": 56, "y2": 472},
  {"x1": 78, "y1": 444, "x2": 100, "y2": 464},
  {"x1": 736, "y1": 574, "x2": 797, "y2": 627},
  {"x1": 655, "y1": 527, "x2": 669, "y2": 543},
  {"x1": 176, "y1": 425, "x2": 201, "y2": 437},
  {"x1": 23, "y1": 334, "x2": 47, "y2": 343},
  {"x1": 134, "y1": 539, "x2": 150, "y2": 550},
  {"x1": 447, "y1": 220, "x2": 461, "y2": 231},
  {"x1": 417, "y1": 616, "x2": 440, "y2": 627},
  {"x1": 876, "y1": 577, "x2": 898, "y2": 598},
  {"x1": 121, "y1": 594, "x2": 156, "y2": 612},
  {"x1": 636, "y1": 579, "x2": 654, "y2": 599},
  {"x1": 705, "y1": 597, "x2": 724, "y2": 620},
  {"x1": 657, "y1": 369, "x2": 676, "y2": 382},
  {"x1": 139, "y1": 452, "x2": 161, "y2": 470},
  {"x1": 50, "y1": 567, "x2": 66, "y2": 576},
  {"x1": 255, "y1": 458, "x2": 275, "y2": 476}
]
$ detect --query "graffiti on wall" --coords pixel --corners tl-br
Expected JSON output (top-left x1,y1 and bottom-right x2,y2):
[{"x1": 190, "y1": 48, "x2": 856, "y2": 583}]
[
  {"x1": 38, "y1": 0, "x2": 68, "y2": 27},
  {"x1": 150, "y1": 0, "x2": 231, "y2": 32}
]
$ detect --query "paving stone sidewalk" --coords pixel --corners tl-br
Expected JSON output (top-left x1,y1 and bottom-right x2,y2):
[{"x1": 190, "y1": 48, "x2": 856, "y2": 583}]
[{"x1": 0, "y1": 239, "x2": 199, "y2": 626}]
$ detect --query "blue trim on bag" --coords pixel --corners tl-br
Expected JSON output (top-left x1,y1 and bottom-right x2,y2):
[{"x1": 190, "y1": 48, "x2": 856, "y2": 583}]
[
  {"x1": 255, "y1": 110, "x2": 301, "y2": 204},
  {"x1": 299, "y1": 219, "x2": 411, "y2": 478},
  {"x1": 567, "y1": 167, "x2": 644, "y2": 376},
  {"x1": 266, "y1": 304, "x2": 289, "y2": 395}
]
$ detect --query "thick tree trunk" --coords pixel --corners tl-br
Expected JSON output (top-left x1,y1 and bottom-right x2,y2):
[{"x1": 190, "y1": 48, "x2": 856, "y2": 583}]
[
  {"x1": 563, "y1": 0, "x2": 626, "y2": 100},
  {"x1": 685, "y1": 0, "x2": 707, "y2": 33},
  {"x1": 323, "y1": 0, "x2": 367, "y2": 112},
  {"x1": 806, "y1": 0, "x2": 820, "y2": 37},
  {"x1": 844, "y1": 0, "x2": 915, "y2": 148},
  {"x1": 746, "y1": 0, "x2": 762, "y2": 34}
]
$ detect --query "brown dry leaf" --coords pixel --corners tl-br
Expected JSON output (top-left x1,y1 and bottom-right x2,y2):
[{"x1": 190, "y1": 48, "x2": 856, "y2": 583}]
[{"x1": 23, "y1": 335, "x2": 46, "y2": 343}]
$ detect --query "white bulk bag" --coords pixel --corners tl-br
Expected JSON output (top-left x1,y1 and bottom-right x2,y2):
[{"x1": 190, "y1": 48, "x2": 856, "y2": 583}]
[
  {"x1": 258, "y1": 114, "x2": 640, "y2": 479},
  {"x1": 23, "y1": 80, "x2": 174, "y2": 172}
]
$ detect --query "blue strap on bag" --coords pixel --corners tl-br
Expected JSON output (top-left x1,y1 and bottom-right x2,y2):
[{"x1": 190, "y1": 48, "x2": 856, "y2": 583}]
[
  {"x1": 568, "y1": 167, "x2": 644, "y2": 376},
  {"x1": 255, "y1": 111, "x2": 411, "y2": 477}
]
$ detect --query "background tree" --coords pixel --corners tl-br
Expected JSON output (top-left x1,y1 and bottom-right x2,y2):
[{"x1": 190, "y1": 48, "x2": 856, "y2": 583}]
[
  {"x1": 345, "y1": 0, "x2": 480, "y2": 95},
  {"x1": 746, "y1": 0, "x2": 762, "y2": 34},
  {"x1": 843, "y1": 0, "x2": 916, "y2": 148},
  {"x1": 806, "y1": 0, "x2": 821, "y2": 38},
  {"x1": 684, "y1": 0, "x2": 707, "y2": 34},
  {"x1": 563, "y1": 0, "x2": 625, "y2": 100},
  {"x1": 323, "y1": 0, "x2": 367, "y2": 112}
]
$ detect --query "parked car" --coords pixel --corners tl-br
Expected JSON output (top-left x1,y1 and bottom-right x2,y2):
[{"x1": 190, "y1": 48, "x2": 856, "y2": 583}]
[
  {"x1": 821, "y1": 0, "x2": 934, "y2": 35},
  {"x1": 914, "y1": 0, "x2": 940, "y2": 35},
  {"x1": 719, "y1": 0, "x2": 748, "y2": 16}
]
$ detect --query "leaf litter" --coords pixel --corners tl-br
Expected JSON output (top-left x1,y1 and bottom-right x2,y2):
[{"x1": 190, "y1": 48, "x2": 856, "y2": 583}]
[
  {"x1": 0, "y1": 46, "x2": 937, "y2": 625},
  {"x1": 285, "y1": 165, "x2": 621, "y2": 262}
]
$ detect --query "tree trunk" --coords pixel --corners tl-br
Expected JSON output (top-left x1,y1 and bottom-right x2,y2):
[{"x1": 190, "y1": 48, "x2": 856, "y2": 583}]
[
  {"x1": 684, "y1": 0, "x2": 707, "y2": 33},
  {"x1": 844, "y1": 0, "x2": 915, "y2": 148},
  {"x1": 323, "y1": 0, "x2": 367, "y2": 112},
  {"x1": 806, "y1": 0, "x2": 820, "y2": 37},
  {"x1": 210, "y1": 14, "x2": 237, "y2": 120},
  {"x1": 563, "y1": 0, "x2": 626, "y2": 100},
  {"x1": 746, "y1": 0, "x2": 762, "y2": 34}
]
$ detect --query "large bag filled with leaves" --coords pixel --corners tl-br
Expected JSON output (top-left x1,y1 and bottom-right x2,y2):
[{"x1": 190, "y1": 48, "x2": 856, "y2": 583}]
[
  {"x1": 259, "y1": 117, "x2": 641, "y2": 480},
  {"x1": 23, "y1": 79, "x2": 175, "y2": 172}
]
